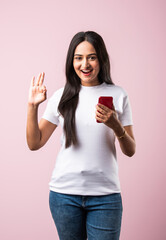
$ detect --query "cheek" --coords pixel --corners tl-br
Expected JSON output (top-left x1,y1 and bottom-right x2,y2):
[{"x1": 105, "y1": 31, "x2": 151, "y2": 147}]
[
  {"x1": 93, "y1": 62, "x2": 100, "y2": 72},
  {"x1": 73, "y1": 62, "x2": 80, "y2": 72}
]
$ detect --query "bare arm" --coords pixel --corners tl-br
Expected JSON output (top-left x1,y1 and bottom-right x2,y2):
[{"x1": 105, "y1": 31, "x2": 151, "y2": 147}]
[
  {"x1": 96, "y1": 104, "x2": 136, "y2": 157},
  {"x1": 111, "y1": 123, "x2": 135, "y2": 157},
  {"x1": 26, "y1": 72, "x2": 57, "y2": 150}
]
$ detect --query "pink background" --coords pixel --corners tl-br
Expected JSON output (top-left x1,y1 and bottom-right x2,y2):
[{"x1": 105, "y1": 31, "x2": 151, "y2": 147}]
[{"x1": 0, "y1": 0, "x2": 166, "y2": 239}]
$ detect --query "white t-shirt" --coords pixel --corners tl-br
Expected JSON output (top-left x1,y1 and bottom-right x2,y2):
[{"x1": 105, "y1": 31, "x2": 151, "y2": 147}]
[{"x1": 42, "y1": 82, "x2": 133, "y2": 195}]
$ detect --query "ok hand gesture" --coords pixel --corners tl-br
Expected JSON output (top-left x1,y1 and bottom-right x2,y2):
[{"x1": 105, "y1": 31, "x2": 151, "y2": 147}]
[{"x1": 28, "y1": 72, "x2": 47, "y2": 106}]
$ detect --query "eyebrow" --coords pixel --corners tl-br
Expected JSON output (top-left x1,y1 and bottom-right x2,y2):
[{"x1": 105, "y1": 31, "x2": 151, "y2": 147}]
[{"x1": 74, "y1": 53, "x2": 97, "y2": 56}]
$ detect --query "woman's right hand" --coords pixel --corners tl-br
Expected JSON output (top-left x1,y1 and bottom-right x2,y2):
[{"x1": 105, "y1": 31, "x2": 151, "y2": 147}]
[{"x1": 28, "y1": 72, "x2": 47, "y2": 106}]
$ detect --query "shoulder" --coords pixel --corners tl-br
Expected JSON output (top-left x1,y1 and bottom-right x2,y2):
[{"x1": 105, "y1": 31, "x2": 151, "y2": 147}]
[
  {"x1": 48, "y1": 87, "x2": 64, "y2": 104},
  {"x1": 103, "y1": 83, "x2": 128, "y2": 97}
]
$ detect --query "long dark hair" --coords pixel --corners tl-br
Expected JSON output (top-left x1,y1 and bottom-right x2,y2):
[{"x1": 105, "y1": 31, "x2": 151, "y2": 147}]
[{"x1": 58, "y1": 31, "x2": 114, "y2": 148}]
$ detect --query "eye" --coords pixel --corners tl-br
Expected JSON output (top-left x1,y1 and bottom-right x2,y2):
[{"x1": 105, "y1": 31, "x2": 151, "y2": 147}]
[
  {"x1": 88, "y1": 56, "x2": 97, "y2": 60},
  {"x1": 74, "y1": 56, "x2": 82, "y2": 60}
]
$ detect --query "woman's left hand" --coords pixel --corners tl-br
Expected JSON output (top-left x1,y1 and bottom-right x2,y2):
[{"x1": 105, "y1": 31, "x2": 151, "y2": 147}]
[
  {"x1": 96, "y1": 103, "x2": 136, "y2": 157},
  {"x1": 95, "y1": 103, "x2": 119, "y2": 130}
]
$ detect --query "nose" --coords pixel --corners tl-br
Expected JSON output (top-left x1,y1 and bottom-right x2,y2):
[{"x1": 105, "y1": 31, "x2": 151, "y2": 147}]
[{"x1": 82, "y1": 58, "x2": 89, "y2": 68}]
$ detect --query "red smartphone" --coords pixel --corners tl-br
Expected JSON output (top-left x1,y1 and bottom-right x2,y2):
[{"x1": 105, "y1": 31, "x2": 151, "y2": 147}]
[{"x1": 97, "y1": 96, "x2": 113, "y2": 123}]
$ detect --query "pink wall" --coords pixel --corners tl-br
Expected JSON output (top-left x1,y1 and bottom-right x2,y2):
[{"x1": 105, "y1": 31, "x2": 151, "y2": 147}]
[{"x1": 0, "y1": 0, "x2": 166, "y2": 239}]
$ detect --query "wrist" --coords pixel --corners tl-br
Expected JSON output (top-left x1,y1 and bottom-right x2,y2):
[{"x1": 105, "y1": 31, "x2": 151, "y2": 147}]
[
  {"x1": 112, "y1": 121, "x2": 125, "y2": 139},
  {"x1": 116, "y1": 129, "x2": 126, "y2": 139},
  {"x1": 28, "y1": 102, "x2": 39, "y2": 109}
]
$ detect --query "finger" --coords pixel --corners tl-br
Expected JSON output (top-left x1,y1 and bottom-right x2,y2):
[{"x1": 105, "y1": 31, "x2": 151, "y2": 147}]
[
  {"x1": 39, "y1": 72, "x2": 45, "y2": 86},
  {"x1": 36, "y1": 73, "x2": 42, "y2": 86},
  {"x1": 31, "y1": 76, "x2": 35, "y2": 87},
  {"x1": 96, "y1": 114, "x2": 106, "y2": 123},
  {"x1": 96, "y1": 108, "x2": 108, "y2": 119},
  {"x1": 42, "y1": 85, "x2": 46, "y2": 90},
  {"x1": 96, "y1": 105, "x2": 103, "y2": 115},
  {"x1": 96, "y1": 110, "x2": 104, "y2": 119},
  {"x1": 96, "y1": 104, "x2": 105, "y2": 111},
  {"x1": 97, "y1": 103, "x2": 110, "y2": 112},
  {"x1": 41, "y1": 85, "x2": 47, "y2": 93},
  {"x1": 96, "y1": 106, "x2": 106, "y2": 116},
  {"x1": 96, "y1": 115, "x2": 103, "y2": 122},
  {"x1": 96, "y1": 104, "x2": 110, "y2": 114}
]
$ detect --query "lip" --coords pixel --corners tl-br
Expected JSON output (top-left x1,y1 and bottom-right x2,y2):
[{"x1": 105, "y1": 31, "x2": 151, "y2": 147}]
[{"x1": 81, "y1": 69, "x2": 93, "y2": 76}]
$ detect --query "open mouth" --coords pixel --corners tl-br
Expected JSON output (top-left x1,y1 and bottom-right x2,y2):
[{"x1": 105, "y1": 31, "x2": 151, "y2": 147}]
[{"x1": 81, "y1": 69, "x2": 93, "y2": 76}]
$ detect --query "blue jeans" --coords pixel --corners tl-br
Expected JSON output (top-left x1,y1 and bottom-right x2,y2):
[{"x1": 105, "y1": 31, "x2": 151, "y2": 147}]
[{"x1": 49, "y1": 191, "x2": 123, "y2": 240}]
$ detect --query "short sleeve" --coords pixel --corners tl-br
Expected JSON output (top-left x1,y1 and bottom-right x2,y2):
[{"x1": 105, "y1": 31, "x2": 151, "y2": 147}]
[
  {"x1": 118, "y1": 93, "x2": 133, "y2": 127},
  {"x1": 42, "y1": 88, "x2": 64, "y2": 126}
]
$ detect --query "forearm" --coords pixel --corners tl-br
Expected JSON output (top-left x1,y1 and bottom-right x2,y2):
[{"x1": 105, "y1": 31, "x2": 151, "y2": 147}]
[
  {"x1": 26, "y1": 103, "x2": 41, "y2": 150},
  {"x1": 96, "y1": 103, "x2": 136, "y2": 157},
  {"x1": 113, "y1": 122, "x2": 136, "y2": 157}
]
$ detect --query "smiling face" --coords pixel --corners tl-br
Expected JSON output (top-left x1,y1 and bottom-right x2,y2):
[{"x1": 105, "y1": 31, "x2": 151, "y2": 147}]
[{"x1": 73, "y1": 41, "x2": 100, "y2": 86}]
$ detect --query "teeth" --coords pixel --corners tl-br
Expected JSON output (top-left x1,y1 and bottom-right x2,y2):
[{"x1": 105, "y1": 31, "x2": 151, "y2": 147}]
[{"x1": 82, "y1": 70, "x2": 92, "y2": 73}]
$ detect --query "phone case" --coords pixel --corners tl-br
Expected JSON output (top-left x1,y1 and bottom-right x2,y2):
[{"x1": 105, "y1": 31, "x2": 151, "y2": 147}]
[{"x1": 97, "y1": 96, "x2": 113, "y2": 123}]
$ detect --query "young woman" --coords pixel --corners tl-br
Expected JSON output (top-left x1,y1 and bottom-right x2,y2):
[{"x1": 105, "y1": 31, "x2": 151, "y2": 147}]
[{"x1": 27, "y1": 31, "x2": 136, "y2": 240}]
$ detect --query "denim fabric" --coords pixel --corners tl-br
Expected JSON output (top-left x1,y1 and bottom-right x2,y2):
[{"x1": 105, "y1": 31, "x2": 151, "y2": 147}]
[{"x1": 49, "y1": 191, "x2": 123, "y2": 240}]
